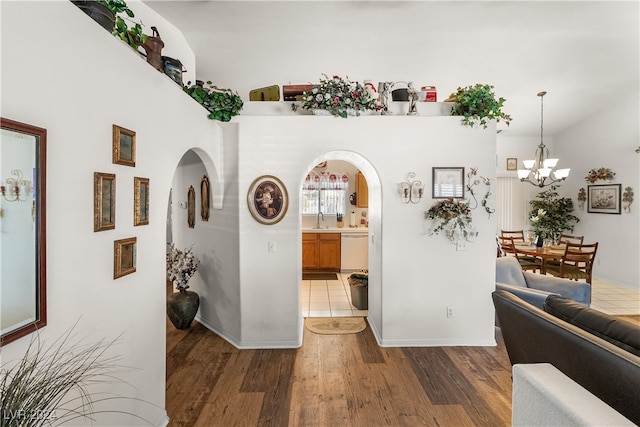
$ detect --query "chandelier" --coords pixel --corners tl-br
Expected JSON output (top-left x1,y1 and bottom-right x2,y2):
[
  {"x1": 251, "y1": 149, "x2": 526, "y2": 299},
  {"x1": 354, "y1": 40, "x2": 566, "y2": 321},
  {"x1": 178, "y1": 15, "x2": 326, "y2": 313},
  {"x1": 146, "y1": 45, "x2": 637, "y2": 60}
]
[{"x1": 517, "y1": 91, "x2": 570, "y2": 187}]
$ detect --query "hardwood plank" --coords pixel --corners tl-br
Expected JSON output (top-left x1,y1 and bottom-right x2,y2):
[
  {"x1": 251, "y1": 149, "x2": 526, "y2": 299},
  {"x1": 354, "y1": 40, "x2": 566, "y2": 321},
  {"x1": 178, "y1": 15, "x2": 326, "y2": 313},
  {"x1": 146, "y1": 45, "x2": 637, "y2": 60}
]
[{"x1": 167, "y1": 320, "x2": 513, "y2": 427}]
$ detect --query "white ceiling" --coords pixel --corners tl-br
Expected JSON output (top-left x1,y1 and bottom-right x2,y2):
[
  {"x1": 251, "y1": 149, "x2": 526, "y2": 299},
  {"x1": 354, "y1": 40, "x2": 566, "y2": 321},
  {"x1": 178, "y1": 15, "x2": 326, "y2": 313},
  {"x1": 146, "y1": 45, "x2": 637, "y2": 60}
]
[{"x1": 143, "y1": 1, "x2": 639, "y2": 137}]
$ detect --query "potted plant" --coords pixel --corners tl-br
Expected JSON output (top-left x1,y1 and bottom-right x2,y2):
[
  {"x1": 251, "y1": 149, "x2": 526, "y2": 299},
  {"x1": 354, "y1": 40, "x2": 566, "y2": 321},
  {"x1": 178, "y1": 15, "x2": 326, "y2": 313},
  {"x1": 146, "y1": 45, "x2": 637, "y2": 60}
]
[
  {"x1": 347, "y1": 271, "x2": 368, "y2": 310},
  {"x1": 447, "y1": 83, "x2": 512, "y2": 129},
  {"x1": 529, "y1": 186, "x2": 579, "y2": 245},
  {"x1": 72, "y1": 0, "x2": 147, "y2": 48},
  {"x1": 166, "y1": 243, "x2": 200, "y2": 329},
  {"x1": 298, "y1": 74, "x2": 380, "y2": 118},
  {"x1": 184, "y1": 81, "x2": 244, "y2": 122},
  {"x1": 425, "y1": 198, "x2": 473, "y2": 242},
  {"x1": 0, "y1": 324, "x2": 151, "y2": 424}
]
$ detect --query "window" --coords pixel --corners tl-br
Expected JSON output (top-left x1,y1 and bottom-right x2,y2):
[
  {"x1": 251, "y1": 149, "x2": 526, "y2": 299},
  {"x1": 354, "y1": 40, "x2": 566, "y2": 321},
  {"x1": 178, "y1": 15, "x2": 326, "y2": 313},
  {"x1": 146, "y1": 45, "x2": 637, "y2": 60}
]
[
  {"x1": 301, "y1": 189, "x2": 346, "y2": 215},
  {"x1": 301, "y1": 171, "x2": 349, "y2": 215}
]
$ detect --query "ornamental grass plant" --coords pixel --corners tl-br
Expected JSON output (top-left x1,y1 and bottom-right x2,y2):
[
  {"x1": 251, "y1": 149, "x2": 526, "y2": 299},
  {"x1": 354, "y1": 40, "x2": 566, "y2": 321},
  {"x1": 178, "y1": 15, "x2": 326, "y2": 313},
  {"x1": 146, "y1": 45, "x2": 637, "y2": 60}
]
[{"x1": 0, "y1": 324, "x2": 153, "y2": 426}]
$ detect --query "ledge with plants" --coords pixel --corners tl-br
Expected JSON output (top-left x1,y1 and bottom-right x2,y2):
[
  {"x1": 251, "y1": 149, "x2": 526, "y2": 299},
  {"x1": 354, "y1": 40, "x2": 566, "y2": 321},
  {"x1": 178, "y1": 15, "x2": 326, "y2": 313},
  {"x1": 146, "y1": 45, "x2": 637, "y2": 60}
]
[
  {"x1": 184, "y1": 81, "x2": 244, "y2": 122},
  {"x1": 296, "y1": 74, "x2": 380, "y2": 118}
]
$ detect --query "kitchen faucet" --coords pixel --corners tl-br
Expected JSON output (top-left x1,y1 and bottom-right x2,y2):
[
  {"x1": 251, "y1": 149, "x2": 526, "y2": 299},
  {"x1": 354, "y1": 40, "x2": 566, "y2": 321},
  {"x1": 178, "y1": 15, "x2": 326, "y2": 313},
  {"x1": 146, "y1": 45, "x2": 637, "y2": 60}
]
[{"x1": 315, "y1": 211, "x2": 324, "y2": 228}]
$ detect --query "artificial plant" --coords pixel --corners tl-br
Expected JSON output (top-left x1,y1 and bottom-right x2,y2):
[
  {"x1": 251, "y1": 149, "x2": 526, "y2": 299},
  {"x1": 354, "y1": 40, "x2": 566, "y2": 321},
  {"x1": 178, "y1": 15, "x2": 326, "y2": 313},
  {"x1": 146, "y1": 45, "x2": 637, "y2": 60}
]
[
  {"x1": 529, "y1": 186, "x2": 579, "y2": 243},
  {"x1": 184, "y1": 81, "x2": 244, "y2": 122},
  {"x1": 448, "y1": 83, "x2": 512, "y2": 129}
]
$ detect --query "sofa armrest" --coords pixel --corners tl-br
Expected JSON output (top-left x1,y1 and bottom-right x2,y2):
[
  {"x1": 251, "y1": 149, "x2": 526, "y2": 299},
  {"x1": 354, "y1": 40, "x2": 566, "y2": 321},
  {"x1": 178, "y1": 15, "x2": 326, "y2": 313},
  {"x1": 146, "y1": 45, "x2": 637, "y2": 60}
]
[
  {"x1": 513, "y1": 363, "x2": 635, "y2": 426},
  {"x1": 522, "y1": 271, "x2": 591, "y2": 305},
  {"x1": 496, "y1": 282, "x2": 557, "y2": 309}
]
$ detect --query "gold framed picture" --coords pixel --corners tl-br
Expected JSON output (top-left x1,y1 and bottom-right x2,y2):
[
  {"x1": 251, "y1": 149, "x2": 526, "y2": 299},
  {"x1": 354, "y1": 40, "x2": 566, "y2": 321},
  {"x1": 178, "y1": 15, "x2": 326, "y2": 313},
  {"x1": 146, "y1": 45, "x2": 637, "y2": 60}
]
[
  {"x1": 114, "y1": 237, "x2": 137, "y2": 279},
  {"x1": 112, "y1": 124, "x2": 136, "y2": 167},
  {"x1": 201, "y1": 175, "x2": 210, "y2": 221},
  {"x1": 506, "y1": 157, "x2": 518, "y2": 171},
  {"x1": 94, "y1": 172, "x2": 115, "y2": 232},
  {"x1": 134, "y1": 177, "x2": 149, "y2": 226},
  {"x1": 247, "y1": 175, "x2": 289, "y2": 225}
]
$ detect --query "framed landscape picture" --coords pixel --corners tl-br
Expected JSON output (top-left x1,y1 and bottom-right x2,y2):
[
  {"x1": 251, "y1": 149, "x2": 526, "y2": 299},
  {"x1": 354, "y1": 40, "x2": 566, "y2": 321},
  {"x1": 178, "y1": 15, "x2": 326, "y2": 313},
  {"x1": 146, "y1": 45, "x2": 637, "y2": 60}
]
[
  {"x1": 94, "y1": 172, "x2": 115, "y2": 232},
  {"x1": 588, "y1": 184, "x2": 621, "y2": 214},
  {"x1": 432, "y1": 167, "x2": 465, "y2": 199},
  {"x1": 112, "y1": 124, "x2": 136, "y2": 167},
  {"x1": 114, "y1": 237, "x2": 137, "y2": 279}
]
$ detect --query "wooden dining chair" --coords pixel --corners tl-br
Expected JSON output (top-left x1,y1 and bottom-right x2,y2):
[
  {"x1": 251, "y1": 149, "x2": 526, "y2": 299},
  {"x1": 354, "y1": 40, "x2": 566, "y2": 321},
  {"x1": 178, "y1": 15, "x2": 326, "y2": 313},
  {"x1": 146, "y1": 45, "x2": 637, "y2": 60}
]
[
  {"x1": 546, "y1": 242, "x2": 598, "y2": 284},
  {"x1": 558, "y1": 233, "x2": 584, "y2": 245},
  {"x1": 501, "y1": 230, "x2": 526, "y2": 243},
  {"x1": 502, "y1": 236, "x2": 542, "y2": 272}
]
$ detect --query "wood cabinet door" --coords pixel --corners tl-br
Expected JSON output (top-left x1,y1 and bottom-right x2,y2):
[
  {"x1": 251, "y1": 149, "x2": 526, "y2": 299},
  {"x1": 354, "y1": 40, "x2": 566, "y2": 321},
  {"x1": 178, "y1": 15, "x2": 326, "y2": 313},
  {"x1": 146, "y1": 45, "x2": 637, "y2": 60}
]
[
  {"x1": 318, "y1": 233, "x2": 341, "y2": 270},
  {"x1": 356, "y1": 172, "x2": 368, "y2": 208},
  {"x1": 302, "y1": 233, "x2": 318, "y2": 269}
]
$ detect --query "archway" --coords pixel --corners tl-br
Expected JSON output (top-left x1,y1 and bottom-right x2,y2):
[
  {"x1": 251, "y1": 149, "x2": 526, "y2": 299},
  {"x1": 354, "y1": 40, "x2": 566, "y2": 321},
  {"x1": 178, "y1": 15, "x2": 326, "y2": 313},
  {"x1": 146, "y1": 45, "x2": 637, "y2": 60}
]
[{"x1": 299, "y1": 151, "x2": 382, "y2": 336}]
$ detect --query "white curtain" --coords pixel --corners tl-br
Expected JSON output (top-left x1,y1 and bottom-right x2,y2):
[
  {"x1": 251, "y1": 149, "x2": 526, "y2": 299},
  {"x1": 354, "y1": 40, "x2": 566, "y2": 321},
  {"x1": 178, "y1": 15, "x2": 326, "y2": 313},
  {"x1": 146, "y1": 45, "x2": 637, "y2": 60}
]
[{"x1": 495, "y1": 177, "x2": 534, "y2": 234}]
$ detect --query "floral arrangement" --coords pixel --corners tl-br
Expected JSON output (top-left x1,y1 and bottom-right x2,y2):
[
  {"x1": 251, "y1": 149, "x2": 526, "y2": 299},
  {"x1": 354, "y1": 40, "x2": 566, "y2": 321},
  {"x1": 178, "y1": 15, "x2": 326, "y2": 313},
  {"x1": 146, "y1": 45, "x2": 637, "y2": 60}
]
[
  {"x1": 622, "y1": 186, "x2": 634, "y2": 213},
  {"x1": 425, "y1": 198, "x2": 473, "y2": 240},
  {"x1": 585, "y1": 167, "x2": 615, "y2": 184},
  {"x1": 465, "y1": 167, "x2": 494, "y2": 218},
  {"x1": 166, "y1": 243, "x2": 200, "y2": 291},
  {"x1": 299, "y1": 74, "x2": 380, "y2": 118},
  {"x1": 577, "y1": 187, "x2": 587, "y2": 210},
  {"x1": 529, "y1": 187, "x2": 579, "y2": 242}
]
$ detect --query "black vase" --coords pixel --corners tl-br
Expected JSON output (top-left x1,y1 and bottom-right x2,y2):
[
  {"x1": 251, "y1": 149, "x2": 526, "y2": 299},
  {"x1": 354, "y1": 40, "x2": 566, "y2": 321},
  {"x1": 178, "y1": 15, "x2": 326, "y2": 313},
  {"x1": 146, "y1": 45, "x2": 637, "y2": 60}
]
[
  {"x1": 167, "y1": 289, "x2": 200, "y2": 329},
  {"x1": 534, "y1": 236, "x2": 544, "y2": 247},
  {"x1": 71, "y1": 1, "x2": 115, "y2": 33}
]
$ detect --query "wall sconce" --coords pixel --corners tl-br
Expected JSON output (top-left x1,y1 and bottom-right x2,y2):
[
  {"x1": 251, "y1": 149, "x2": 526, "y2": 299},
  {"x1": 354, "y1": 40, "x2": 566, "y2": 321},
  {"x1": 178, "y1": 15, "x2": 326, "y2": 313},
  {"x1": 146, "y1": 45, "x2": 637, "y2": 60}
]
[
  {"x1": 399, "y1": 172, "x2": 424, "y2": 204},
  {"x1": 1, "y1": 170, "x2": 31, "y2": 202}
]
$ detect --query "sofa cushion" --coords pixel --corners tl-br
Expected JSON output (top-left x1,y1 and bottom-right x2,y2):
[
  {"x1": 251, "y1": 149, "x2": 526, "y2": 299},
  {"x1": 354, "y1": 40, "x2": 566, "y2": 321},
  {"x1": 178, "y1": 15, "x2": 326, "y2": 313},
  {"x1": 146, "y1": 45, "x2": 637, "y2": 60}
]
[
  {"x1": 496, "y1": 256, "x2": 527, "y2": 288},
  {"x1": 543, "y1": 295, "x2": 640, "y2": 356}
]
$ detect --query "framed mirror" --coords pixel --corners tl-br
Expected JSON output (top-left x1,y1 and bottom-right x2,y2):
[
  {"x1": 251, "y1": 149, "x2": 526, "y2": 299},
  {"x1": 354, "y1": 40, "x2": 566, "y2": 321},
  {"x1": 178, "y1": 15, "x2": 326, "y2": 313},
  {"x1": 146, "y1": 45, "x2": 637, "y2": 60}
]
[{"x1": 0, "y1": 118, "x2": 47, "y2": 345}]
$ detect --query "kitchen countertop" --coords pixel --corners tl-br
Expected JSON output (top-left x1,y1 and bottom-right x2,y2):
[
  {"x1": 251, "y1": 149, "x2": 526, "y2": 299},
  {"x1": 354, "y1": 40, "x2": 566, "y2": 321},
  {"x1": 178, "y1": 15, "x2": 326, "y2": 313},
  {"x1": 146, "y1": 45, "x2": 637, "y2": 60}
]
[{"x1": 302, "y1": 227, "x2": 368, "y2": 234}]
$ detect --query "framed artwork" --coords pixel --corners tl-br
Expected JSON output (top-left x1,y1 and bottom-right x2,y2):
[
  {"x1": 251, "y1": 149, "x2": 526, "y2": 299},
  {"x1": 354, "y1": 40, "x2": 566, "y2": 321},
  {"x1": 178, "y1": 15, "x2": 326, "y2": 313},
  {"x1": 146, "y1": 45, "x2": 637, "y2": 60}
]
[
  {"x1": 94, "y1": 172, "x2": 115, "y2": 232},
  {"x1": 201, "y1": 175, "x2": 210, "y2": 221},
  {"x1": 432, "y1": 167, "x2": 465, "y2": 199},
  {"x1": 114, "y1": 237, "x2": 137, "y2": 279},
  {"x1": 247, "y1": 175, "x2": 289, "y2": 225},
  {"x1": 506, "y1": 157, "x2": 518, "y2": 171},
  {"x1": 134, "y1": 177, "x2": 149, "y2": 226},
  {"x1": 187, "y1": 185, "x2": 195, "y2": 228},
  {"x1": 112, "y1": 124, "x2": 136, "y2": 167},
  {"x1": 588, "y1": 184, "x2": 621, "y2": 214}
]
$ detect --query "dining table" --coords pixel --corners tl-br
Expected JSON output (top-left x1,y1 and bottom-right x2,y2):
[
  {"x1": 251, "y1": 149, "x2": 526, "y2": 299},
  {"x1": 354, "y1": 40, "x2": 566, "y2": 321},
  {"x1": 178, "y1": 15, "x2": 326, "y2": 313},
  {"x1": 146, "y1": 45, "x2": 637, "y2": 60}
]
[{"x1": 514, "y1": 243, "x2": 567, "y2": 274}]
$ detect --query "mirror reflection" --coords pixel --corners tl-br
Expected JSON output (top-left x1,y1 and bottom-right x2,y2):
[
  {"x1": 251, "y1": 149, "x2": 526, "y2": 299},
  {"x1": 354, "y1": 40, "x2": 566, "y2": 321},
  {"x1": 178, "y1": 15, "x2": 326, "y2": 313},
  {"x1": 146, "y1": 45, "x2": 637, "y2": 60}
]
[{"x1": 0, "y1": 118, "x2": 46, "y2": 346}]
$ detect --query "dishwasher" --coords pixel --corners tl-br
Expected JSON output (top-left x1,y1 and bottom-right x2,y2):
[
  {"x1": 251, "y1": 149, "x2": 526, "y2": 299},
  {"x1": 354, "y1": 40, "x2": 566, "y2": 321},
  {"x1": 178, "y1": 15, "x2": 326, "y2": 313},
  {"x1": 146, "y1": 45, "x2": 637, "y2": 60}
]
[{"x1": 340, "y1": 232, "x2": 368, "y2": 272}]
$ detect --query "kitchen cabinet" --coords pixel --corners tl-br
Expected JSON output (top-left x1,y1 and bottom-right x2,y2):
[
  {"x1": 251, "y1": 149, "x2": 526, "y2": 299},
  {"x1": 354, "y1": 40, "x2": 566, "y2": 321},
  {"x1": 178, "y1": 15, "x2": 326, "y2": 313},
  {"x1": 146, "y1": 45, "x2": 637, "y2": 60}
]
[
  {"x1": 356, "y1": 172, "x2": 368, "y2": 208},
  {"x1": 302, "y1": 232, "x2": 341, "y2": 271}
]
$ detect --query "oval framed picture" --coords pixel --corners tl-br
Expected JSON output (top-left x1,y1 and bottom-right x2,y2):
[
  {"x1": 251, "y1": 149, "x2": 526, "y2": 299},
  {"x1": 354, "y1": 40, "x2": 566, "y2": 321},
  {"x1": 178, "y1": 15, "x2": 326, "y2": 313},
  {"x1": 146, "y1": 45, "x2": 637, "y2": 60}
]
[{"x1": 247, "y1": 175, "x2": 289, "y2": 225}]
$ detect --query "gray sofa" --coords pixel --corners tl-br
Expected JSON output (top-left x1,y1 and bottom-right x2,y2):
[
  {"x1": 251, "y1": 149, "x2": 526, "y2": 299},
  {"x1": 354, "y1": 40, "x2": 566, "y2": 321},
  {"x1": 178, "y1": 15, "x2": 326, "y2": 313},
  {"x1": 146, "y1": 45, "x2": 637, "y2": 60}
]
[
  {"x1": 496, "y1": 256, "x2": 591, "y2": 309},
  {"x1": 493, "y1": 290, "x2": 640, "y2": 424}
]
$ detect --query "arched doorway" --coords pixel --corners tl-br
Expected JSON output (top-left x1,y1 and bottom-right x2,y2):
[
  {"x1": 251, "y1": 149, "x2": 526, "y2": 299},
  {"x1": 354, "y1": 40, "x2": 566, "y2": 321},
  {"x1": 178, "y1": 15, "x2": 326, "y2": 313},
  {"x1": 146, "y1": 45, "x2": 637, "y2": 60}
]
[{"x1": 299, "y1": 151, "x2": 382, "y2": 332}]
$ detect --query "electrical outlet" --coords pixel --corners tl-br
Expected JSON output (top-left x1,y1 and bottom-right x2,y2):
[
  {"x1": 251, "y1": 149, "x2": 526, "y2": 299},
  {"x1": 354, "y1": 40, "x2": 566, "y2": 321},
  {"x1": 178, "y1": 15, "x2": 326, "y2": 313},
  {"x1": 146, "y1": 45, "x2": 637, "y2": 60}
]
[
  {"x1": 447, "y1": 307, "x2": 454, "y2": 318},
  {"x1": 268, "y1": 241, "x2": 277, "y2": 252},
  {"x1": 456, "y1": 241, "x2": 467, "y2": 251}
]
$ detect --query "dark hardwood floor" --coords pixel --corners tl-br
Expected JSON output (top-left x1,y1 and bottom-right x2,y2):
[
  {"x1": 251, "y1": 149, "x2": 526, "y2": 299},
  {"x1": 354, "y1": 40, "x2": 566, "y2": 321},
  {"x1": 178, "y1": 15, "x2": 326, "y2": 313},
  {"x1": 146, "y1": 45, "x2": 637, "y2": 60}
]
[{"x1": 166, "y1": 318, "x2": 513, "y2": 426}]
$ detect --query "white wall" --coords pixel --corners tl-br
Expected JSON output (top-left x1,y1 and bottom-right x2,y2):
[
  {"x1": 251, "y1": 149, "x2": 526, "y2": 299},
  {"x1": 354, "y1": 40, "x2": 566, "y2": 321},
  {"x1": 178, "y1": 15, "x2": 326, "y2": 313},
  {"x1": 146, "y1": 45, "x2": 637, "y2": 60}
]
[
  {"x1": 1, "y1": 2, "x2": 218, "y2": 425},
  {"x1": 553, "y1": 92, "x2": 640, "y2": 290},
  {"x1": 233, "y1": 114, "x2": 498, "y2": 347}
]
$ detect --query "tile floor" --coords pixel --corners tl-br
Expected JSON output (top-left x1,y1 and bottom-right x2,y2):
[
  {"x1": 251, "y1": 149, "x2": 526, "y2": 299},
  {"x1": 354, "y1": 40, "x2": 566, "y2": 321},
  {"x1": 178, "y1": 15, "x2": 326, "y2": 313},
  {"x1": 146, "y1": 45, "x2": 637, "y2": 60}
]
[
  {"x1": 301, "y1": 274, "x2": 640, "y2": 318},
  {"x1": 590, "y1": 278, "x2": 640, "y2": 315},
  {"x1": 300, "y1": 272, "x2": 367, "y2": 318}
]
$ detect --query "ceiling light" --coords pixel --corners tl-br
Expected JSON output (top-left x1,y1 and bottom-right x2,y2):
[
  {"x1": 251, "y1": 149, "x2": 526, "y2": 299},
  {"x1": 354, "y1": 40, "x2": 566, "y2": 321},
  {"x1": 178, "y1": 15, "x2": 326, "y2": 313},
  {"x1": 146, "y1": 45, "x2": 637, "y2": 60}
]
[{"x1": 517, "y1": 91, "x2": 570, "y2": 187}]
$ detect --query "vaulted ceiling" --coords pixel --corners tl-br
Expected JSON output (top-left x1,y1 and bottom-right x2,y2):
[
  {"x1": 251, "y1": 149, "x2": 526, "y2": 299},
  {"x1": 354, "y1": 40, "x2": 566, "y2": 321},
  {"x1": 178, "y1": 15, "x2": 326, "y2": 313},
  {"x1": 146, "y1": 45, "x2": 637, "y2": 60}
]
[{"x1": 143, "y1": 1, "x2": 639, "y2": 137}]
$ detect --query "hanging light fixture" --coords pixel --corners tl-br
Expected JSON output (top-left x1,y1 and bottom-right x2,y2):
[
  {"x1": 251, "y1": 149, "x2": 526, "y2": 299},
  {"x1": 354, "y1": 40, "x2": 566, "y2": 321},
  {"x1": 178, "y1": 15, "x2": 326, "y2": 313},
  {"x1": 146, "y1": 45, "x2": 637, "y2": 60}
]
[{"x1": 517, "y1": 91, "x2": 570, "y2": 187}]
